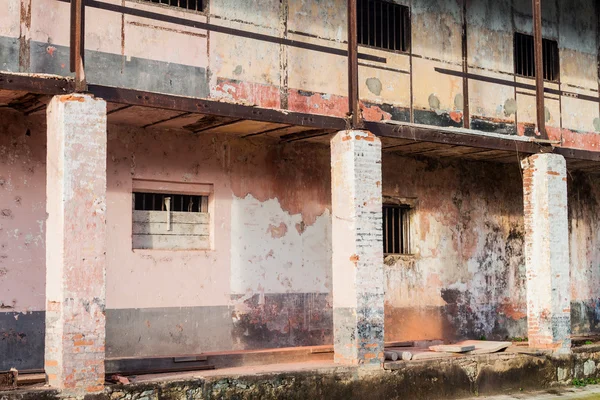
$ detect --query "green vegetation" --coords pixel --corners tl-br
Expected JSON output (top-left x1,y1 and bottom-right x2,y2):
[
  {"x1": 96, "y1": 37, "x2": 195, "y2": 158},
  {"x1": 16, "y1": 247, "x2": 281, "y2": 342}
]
[{"x1": 572, "y1": 377, "x2": 600, "y2": 387}]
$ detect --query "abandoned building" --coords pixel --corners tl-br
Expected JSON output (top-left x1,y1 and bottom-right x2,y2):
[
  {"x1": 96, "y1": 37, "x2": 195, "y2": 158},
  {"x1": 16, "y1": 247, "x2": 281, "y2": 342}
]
[{"x1": 1, "y1": 0, "x2": 600, "y2": 398}]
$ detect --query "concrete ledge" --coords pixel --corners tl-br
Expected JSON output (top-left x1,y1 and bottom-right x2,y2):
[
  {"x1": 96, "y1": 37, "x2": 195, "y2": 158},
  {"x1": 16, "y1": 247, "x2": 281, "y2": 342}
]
[{"x1": 4, "y1": 350, "x2": 600, "y2": 399}]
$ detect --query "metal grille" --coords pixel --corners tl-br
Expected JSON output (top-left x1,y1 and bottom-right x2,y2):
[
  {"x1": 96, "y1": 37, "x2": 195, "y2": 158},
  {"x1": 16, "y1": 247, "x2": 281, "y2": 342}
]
[
  {"x1": 357, "y1": 0, "x2": 410, "y2": 52},
  {"x1": 514, "y1": 32, "x2": 559, "y2": 82},
  {"x1": 383, "y1": 204, "x2": 411, "y2": 255},
  {"x1": 141, "y1": 0, "x2": 204, "y2": 12},
  {"x1": 134, "y1": 192, "x2": 208, "y2": 212}
]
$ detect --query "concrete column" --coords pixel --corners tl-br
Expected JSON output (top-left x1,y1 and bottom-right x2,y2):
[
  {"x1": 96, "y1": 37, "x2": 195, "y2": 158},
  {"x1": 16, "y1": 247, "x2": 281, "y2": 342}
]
[
  {"x1": 331, "y1": 130, "x2": 384, "y2": 366},
  {"x1": 521, "y1": 153, "x2": 571, "y2": 352},
  {"x1": 45, "y1": 94, "x2": 107, "y2": 394}
]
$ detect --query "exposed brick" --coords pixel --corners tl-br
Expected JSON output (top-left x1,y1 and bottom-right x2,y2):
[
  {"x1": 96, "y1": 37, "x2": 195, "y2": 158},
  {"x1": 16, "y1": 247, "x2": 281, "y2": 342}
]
[
  {"x1": 521, "y1": 154, "x2": 571, "y2": 352},
  {"x1": 330, "y1": 130, "x2": 384, "y2": 366},
  {"x1": 45, "y1": 94, "x2": 107, "y2": 396}
]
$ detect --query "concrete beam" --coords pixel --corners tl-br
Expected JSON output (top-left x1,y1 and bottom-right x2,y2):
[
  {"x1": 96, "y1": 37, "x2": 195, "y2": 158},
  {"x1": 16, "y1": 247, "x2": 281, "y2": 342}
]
[{"x1": 45, "y1": 94, "x2": 107, "y2": 395}]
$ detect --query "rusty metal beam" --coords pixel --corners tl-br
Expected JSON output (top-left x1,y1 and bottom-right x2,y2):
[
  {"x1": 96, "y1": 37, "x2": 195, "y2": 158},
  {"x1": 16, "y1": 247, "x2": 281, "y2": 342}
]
[
  {"x1": 2, "y1": 72, "x2": 600, "y2": 163},
  {"x1": 365, "y1": 121, "x2": 544, "y2": 154},
  {"x1": 70, "y1": 0, "x2": 86, "y2": 92},
  {"x1": 0, "y1": 72, "x2": 73, "y2": 94},
  {"x1": 88, "y1": 84, "x2": 347, "y2": 131},
  {"x1": 347, "y1": 0, "x2": 361, "y2": 128},
  {"x1": 461, "y1": 0, "x2": 470, "y2": 128},
  {"x1": 532, "y1": 0, "x2": 546, "y2": 138}
]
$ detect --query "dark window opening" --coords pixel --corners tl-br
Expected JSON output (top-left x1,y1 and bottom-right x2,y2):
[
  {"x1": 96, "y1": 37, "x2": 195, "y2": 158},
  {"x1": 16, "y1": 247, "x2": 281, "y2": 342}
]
[
  {"x1": 357, "y1": 0, "x2": 410, "y2": 52},
  {"x1": 383, "y1": 204, "x2": 411, "y2": 255},
  {"x1": 514, "y1": 32, "x2": 560, "y2": 82},
  {"x1": 134, "y1": 192, "x2": 208, "y2": 213},
  {"x1": 141, "y1": 0, "x2": 205, "y2": 12}
]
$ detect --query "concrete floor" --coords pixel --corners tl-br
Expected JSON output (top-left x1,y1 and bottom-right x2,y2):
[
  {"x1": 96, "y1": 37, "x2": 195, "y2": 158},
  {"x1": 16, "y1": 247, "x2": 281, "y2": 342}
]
[{"x1": 469, "y1": 385, "x2": 600, "y2": 399}]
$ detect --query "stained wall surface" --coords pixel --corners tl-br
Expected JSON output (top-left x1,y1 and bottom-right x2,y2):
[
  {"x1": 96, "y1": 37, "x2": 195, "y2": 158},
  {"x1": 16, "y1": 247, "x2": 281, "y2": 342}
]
[
  {"x1": 2, "y1": 107, "x2": 600, "y2": 370},
  {"x1": 1, "y1": 0, "x2": 599, "y2": 150},
  {"x1": 0, "y1": 108, "x2": 333, "y2": 369}
]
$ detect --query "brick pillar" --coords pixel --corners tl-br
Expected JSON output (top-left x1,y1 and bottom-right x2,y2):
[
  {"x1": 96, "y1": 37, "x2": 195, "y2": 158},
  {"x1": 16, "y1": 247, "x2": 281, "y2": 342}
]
[
  {"x1": 522, "y1": 153, "x2": 571, "y2": 352},
  {"x1": 331, "y1": 130, "x2": 384, "y2": 366},
  {"x1": 45, "y1": 94, "x2": 107, "y2": 395}
]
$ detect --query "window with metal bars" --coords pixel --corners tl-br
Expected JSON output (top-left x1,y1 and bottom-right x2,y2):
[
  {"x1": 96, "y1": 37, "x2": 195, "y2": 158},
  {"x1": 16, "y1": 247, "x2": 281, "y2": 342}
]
[
  {"x1": 140, "y1": 0, "x2": 205, "y2": 12},
  {"x1": 383, "y1": 204, "x2": 411, "y2": 255},
  {"x1": 134, "y1": 192, "x2": 208, "y2": 213},
  {"x1": 357, "y1": 0, "x2": 410, "y2": 53},
  {"x1": 513, "y1": 32, "x2": 560, "y2": 82}
]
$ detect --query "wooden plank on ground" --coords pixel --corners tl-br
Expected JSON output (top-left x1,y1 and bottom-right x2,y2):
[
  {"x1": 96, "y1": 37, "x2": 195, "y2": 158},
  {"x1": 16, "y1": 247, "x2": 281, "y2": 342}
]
[{"x1": 429, "y1": 344, "x2": 475, "y2": 353}]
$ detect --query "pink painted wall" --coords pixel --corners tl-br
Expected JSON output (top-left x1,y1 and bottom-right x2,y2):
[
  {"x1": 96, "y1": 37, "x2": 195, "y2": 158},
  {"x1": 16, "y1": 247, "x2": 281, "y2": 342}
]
[
  {"x1": 2, "y1": 106, "x2": 600, "y2": 364},
  {"x1": 0, "y1": 111, "x2": 46, "y2": 313}
]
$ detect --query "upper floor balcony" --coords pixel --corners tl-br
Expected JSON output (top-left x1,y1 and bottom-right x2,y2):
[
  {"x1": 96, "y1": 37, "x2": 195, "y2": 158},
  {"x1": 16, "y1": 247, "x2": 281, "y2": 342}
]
[{"x1": 1, "y1": 0, "x2": 599, "y2": 158}]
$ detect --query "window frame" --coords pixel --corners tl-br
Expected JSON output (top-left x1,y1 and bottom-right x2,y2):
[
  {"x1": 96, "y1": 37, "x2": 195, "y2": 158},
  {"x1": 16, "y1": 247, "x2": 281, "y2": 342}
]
[
  {"x1": 131, "y1": 180, "x2": 213, "y2": 251},
  {"x1": 135, "y1": 0, "x2": 208, "y2": 14},
  {"x1": 357, "y1": 0, "x2": 411, "y2": 54},
  {"x1": 382, "y1": 203, "x2": 412, "y2": 256},
  {"x1": 513, "y1": 31, "x2": 560, "y2": 83}
]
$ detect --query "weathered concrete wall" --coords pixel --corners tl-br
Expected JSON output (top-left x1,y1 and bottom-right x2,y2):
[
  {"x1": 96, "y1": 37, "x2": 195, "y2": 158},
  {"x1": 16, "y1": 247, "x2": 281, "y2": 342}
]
[
  {"x1": 0, "y1": 108, "x2": 333, "y2": 369},
  {"x1": 0, "y1": 110, "x2": 46, "y2": 371},
  {"x1": 2, "y1": 105, "x2": 600, "y2": 370},
  {"x1": 382, "y1": 153, "x2": 528, "y2": 342},
  {"x1": 1, "y1": 0, "x2": 599, "y2": 150},
  {"x1": 569, "y1": 172, "x2": 600, "y2": 335},
  {"x1": 105, "y1": 123, "x2": 333, "y2": 356}
]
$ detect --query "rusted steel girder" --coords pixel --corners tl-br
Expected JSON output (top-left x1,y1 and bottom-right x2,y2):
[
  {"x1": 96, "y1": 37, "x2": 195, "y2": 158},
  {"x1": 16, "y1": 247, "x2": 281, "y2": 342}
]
[
  {"x1": 347, "y1": 0, "x2": 361, "y2": 128},
  {"x1": 532, "y1": 0, "x2": 546, "y2": 138},
  {"x1": 461, "y1": 0, "x2": 470, "y2": 129},
  {"x1": 70, "y1": 0, "x2": 86, "y2": 92}
]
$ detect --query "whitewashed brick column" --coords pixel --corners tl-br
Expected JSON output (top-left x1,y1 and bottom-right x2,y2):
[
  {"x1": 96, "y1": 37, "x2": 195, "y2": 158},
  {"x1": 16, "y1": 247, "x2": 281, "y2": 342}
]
[
  {"x1": 45, "y1": 94, "x2": 107, "y2": 395},
  {"x1": 521, "y1": 153, "x2": 571, "y2": 352},
  {"x1": 331, "y1": 130, "x2": 384, "y2": 366}
]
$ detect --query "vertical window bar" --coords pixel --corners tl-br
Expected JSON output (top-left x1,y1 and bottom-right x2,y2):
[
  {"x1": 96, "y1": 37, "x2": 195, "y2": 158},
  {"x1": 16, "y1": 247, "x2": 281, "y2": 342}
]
[
  {"x1": 543, "y1": 39, "x2": 548, "y2": 80},
  {"x1": 391, "y1": 2, "x2": 396, "y2": 50},
  {"x1": 379, "y1": 1, "x2": 383, "y2": 48},
  {"x1": 384, "y1": 207, "x2": 389, "y2": 253},
  {"x1": 399, "y1": 6, "x2": 403, "y2": 51},
  {"x1": 399, "y1": 209, "x2": 403, "y2": 254},
  {"x1": 391, "y1": 207, "x2": 396, "y2": 254}
]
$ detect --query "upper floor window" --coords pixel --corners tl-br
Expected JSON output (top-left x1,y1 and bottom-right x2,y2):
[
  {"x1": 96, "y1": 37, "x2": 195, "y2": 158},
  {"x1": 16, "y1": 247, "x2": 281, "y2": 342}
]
[
  {"x1": 514, "y1": 32, "x2": 560, "y2": 82},
  {"x1": 141, "y1": 0, "x2": 205, "y2": 12},
  {"x1": 358, "y1": 0, "x2": 411, "y2": 53}
]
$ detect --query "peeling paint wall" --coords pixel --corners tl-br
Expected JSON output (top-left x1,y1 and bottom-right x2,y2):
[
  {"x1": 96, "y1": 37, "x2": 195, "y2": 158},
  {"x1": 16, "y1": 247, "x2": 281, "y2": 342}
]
[
  {"x1": 3, "y1": 106, "x2": 600, "y2": 369},
  {"x1": 2, "y1": 0, "x2": 600, "y2": 150},
  {"x1": 0, "y1": 108, "x2": 333, "y2": 369},
  {"x1": 569, "y1": 172, "x2": 600, "y2": 335},
  {"x1": 382, "y1": 153, "x2": 528, "y2": 342},
  {"x1": 0, "y1": 110, "x2": 46, "y2": 371}
]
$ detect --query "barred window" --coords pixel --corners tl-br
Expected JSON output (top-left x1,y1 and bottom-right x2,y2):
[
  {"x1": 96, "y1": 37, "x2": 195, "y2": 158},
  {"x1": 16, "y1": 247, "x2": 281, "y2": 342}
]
[
  {"x1": 514, "y1": 32, "x2": 560, "y2": 82},
  {"x1": 132, "y1": 192, "x2": 209, "y2": 250},
  {"x1": 140, "y1": 0, "x2": 205, "y2": 12},
  {"x1": 358, "y1": 0, "x2": 411, "y2": 53},
  {"x1": 383, "y1": 204, "x2": 411, "y2": 255}
]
